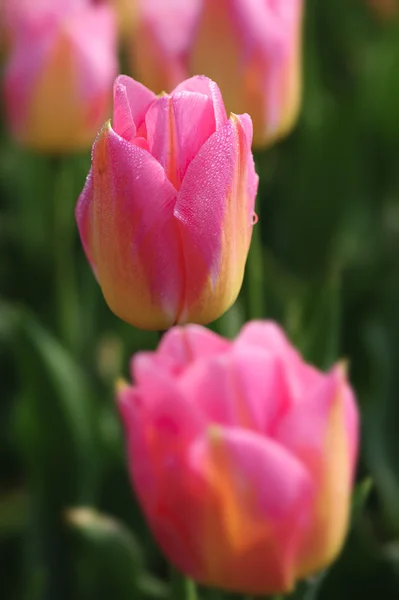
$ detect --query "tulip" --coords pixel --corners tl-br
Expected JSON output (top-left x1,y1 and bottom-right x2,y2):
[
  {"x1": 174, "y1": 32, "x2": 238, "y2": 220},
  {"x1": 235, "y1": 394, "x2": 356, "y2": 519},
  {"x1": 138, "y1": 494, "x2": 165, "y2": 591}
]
[
  {"x1": 130, "y1": 0, "x2": 303, "y2": 148},
  {"x1": 131, "y1": 0, "x2": 201, "y2": 96},
  {"x1": 117, "y1": 321, "x2": 359, "y2": 595},
  {"x1": 2, "y1": 0, "x2": 118, "y2": 153},
  {"x1": 76, "y1": 75, "x2": 258, "y2": 330}
]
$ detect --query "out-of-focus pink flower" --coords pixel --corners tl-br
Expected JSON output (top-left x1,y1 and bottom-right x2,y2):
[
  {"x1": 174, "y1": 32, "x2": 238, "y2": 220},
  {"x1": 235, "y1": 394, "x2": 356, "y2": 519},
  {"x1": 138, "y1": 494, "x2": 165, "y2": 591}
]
[
  {"x1": 2, "y1": 0, "x2": 118, "y2": 152},
  {"x1": 129, "y1": 0, "x2": 303, "y2": 148},
  {"x1": 76, "y1": 75, "x2": 258, "y2": 330},
  {"x1": 118, "y1": 321, "x2": 359, "y2": 595},
  {"x1": 130, "y1": 0, "x2": 201, "y2": 95}
]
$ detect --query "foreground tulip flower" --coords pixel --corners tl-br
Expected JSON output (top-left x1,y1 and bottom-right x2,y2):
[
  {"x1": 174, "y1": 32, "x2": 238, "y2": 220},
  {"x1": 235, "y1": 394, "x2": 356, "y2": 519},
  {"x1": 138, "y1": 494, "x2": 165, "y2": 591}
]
[
  {"x1": 3, "y1": 0, "x2": 118, "y2": 152},
  {"x1": 118, "y1": 321, "x2": 359, "y2": 595},
  {"x1": 130, "y1": 0, "x2": 303, "y2": 148},
  {"x1": 76, "y1": 75, "x2": 258, "y2": 330}
]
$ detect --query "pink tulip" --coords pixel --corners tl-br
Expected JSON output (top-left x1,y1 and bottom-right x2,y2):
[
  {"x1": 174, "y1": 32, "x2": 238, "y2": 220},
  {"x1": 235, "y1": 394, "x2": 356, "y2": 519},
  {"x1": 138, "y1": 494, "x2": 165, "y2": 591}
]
[
  {"x1": 76, "y1": 75, "x2": 258, "y2": 330},
  {"x1": 130, "y1": 0, "x2": 303, "y2": 148},
  {"x1": 2, "y1": 0, "x2": 118, "y2": 152},
  {"x1": 118, "y1": 321, "x2": 359, "y2": 595}
]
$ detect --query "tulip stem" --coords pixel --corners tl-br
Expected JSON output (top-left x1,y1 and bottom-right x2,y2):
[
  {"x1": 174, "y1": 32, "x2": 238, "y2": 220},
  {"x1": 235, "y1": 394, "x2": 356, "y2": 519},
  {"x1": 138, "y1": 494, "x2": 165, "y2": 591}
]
[
  {"x1": 246, "y1": 216, "x2": 265, "y2": 319},
  {"x1": 169, "y1": 567, "x2": 198, "y2": 600},
  {"x1": 51, "y1": 156, "x2": 79, "y2": 352},
  {"x1": 245, "y1": 152, "x2": 266, "y2": 320}
]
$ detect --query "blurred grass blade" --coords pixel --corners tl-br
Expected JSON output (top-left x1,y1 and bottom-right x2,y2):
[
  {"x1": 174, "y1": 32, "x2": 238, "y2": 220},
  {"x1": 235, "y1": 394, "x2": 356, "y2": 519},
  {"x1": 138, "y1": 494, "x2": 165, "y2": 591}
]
[
  {"x1": 66, "y1": 507, "x2": 167, "y2": 599},
  {"x1": 3, "y1": 301, "x2": 100, "y2": 503},
  {"x1": 351, "y1": 478, "x2": 373, "y2": 524}
]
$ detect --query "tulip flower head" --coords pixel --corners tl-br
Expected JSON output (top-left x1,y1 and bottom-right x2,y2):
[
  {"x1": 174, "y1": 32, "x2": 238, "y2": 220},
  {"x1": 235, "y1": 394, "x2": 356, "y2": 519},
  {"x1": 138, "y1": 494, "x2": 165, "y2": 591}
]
[
  {"x1": 118, "y1": 321, "x2": 359, "y2": 595},
  {"x1": 76, "y1": 75, "x2": 258, "y2": 330},
  {"x1": 130, "y1": 0, "x2": 303, "y2": 148},
  {"x1": 3, "y1": 0, "x2": 118, "y2": 152}
]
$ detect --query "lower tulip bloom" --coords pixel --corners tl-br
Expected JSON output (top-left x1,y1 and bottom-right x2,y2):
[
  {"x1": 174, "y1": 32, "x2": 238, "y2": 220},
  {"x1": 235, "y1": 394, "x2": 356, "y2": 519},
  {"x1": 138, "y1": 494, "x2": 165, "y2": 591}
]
[
  {"x1": 76, "y1": 75, "x2": 258, "y2": 330},
  {"x1": 118, "y1": 321, "x2": 359, "y2": 595}
]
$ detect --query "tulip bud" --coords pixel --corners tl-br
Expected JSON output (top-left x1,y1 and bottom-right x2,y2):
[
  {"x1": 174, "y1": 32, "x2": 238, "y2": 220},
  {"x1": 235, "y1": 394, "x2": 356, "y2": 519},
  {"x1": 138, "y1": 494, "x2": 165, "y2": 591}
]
[
  {"x1": 76, "y1": 75, "x2": 258, "y2": 330},
  {"x1": 129, "y1": 0, "x2": 303, "y2": 148},
  {"x1": 2, "y1": 0, "x2": 118, "y2": 153},
  {"x1": 117, "y1": 321, "x2": 359, "y2": 595}
]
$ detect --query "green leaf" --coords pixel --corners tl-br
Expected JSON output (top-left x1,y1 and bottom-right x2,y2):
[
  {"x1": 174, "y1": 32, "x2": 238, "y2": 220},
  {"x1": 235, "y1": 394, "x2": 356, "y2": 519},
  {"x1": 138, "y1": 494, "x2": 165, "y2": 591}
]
[
  {"x1": 2, "y1": 301, "x2": 100, "y2": 503},
  {"x1": 66, "y1": 507, "x2": 167, "y2": 599}
]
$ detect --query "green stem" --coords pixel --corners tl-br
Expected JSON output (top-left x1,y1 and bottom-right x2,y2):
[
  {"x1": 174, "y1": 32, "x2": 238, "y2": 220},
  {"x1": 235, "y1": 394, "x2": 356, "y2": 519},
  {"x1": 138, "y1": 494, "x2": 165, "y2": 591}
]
[
  {"x1": 245, "y1": 209, "x2": 265, "y2": 320},
  {"x1": 169, "y1": 567, "x2": 198, "y2": 600},
  {"x1": 245, "y1": 150, "x2": 268, "y2": 320},
  {"x1": 51, "y1": 156, "x2": 79, "y2": 352}
]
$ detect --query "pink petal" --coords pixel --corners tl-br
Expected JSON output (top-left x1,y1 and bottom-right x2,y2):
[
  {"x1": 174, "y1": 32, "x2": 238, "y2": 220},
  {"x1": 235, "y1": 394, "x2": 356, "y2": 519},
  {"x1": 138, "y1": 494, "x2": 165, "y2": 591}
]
[
  {"x1": 189, "y1": 426, "x2": 314, "y2": 593},
  {"x1": 131, "y1": 0, "x2": 200, "y2": 93},
  {"x1": 113, "y1": 74, "x2": 156, "y2": 133},
  {"x1": 145, "y1": 91, "x2": 215, "y2": 189},
  {"x1": 275, "y1": 364, "x2": 359, "y2": 577},
  {"x1": 174, "y1": 114, "x2": 257, "y2": 324},
  {"x1": 173, "y1": 75, "x2": 228, "y2": 130},
  {"x1": 145, "y1": 324, "x2": 231, "y2": 376},
  {"x1": 75, "y1": 168, "x2": 97, "y2": 277},
  {"x1": 117, "y1": 366, "x2": 206, "y2": 578},
  {"x1": 178, "y1": 346, "x2": 291, "y2": 433},
  {"x1": 236, "y1": 321, "x2": 321, "y2": 400},
  {"x1": 112, "y1": 81, "x2": 137, "y2": 141},
  {"x1": 343, "y1": 383, "x2": 359, "y2": 479},
  {"x1": 275, "y1": 365, "x2": 352, "y2": 467},
  {"x1": 84, "y1": 123, "x2": 182, "y2": 329}
]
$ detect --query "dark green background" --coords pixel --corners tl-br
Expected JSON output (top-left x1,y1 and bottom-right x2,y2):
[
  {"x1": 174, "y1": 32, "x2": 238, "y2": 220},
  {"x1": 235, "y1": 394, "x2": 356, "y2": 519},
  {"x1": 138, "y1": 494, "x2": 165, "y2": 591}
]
[{"x1": 2, "y1": 1, "x2": 399, "y2": 598}]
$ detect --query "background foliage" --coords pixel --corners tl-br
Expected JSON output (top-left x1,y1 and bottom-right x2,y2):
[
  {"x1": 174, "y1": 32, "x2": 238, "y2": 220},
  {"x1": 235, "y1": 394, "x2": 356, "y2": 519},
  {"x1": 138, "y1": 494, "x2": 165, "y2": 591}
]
[{"x1": 2, "y1": 0, "x2": 399, "y2": 598}]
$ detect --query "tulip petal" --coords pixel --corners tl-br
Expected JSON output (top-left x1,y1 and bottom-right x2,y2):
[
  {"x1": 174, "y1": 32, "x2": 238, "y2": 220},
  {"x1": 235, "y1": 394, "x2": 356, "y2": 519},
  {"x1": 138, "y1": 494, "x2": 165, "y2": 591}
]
[
  {"x1": 178, "y1": 347, "x2": 291, "y2": 433},
  {"x1": 112, "y1": 81, "x2": 137, "y2": 140},
  {"x1": 113, "y1": 74, "x2": 156, "y2": 133},
  {"x1": 145, "y1": 91, "x2": 215, "y2": 188},
  {"x1": 118, "y1": 366, "x2": 206, "y2": 578},
  {"x1": 131, "y1": 0, "x2": 201, "y2": 93},
  {"x1": 173, "y1": 75, "x2": 228, "y2": 130},
  {"x1": 275, "y1": 364, "x2": 359, "y2": 577},
  {"x1": 75, "y1": 168, "x2": 98, "y2": 276},
  {"x1": 189, "y1": 426, "x2": 314, "y2": 593},
  {"x1": 236, "y1": 320, "x2": 321, "y2": 399},
  {"x1": 146, "y1": 324, "x2": 231, "y2": 376},
  {"x1": 82, "y1": 122, "x2": 182, "y2": 329},
  {"x1": 174, "y1": 114, "x2": 257, "y2": 324},
  {"x1": 5, "y1": 3, "x2": 117, "y2": 152}
]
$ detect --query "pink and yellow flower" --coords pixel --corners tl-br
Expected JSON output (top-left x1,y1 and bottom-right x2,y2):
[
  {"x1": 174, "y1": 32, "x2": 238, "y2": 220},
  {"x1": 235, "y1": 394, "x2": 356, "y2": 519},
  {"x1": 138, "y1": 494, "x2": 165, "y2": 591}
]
[
  {"x1": 118, "y1": 321, "x2": 359, "y2": 595},
  {"x1": 2, "y1": 0, "x2": 118, "y2": 152},
  {"x1": 130, "y1": 0, "x2": 303, "y2": 148},
  {"x1": 76, "y1": 75, "x2": 258, "y2": 330}
]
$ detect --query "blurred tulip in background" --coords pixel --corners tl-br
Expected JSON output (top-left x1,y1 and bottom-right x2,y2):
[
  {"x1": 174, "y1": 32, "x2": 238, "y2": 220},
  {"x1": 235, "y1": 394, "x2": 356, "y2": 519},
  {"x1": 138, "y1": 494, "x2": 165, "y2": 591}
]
[
  {"x1": 76, "y1": 75, "x2": 258, "y2": 330},
  {"x1": 2, "y1": 0, "x2": 118, "y2": 153},
  {"x1": 130, "y1": 0, "x2": 303, "y2": 148},
  {"x1": 93, "y1": 0, "x2": 138, "y2": 38},
  {"x1": 118, "y1": 321, "x2": 359, "y2": 595}
]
